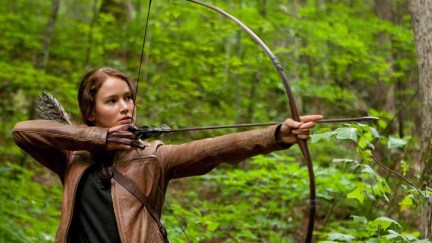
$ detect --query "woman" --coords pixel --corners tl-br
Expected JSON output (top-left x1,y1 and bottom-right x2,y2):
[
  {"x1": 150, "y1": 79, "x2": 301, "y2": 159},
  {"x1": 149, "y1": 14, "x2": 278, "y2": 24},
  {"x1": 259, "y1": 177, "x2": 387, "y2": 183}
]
[{"x1": 13, "y1": 67, "x2": 323, "y2": 242}]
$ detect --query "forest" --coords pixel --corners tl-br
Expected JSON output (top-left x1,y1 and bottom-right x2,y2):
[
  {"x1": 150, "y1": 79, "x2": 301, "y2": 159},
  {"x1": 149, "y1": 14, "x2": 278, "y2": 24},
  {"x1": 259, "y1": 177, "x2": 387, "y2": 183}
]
[{"x1": 1, "y1": 0, "x2": 431, "y2": 242}]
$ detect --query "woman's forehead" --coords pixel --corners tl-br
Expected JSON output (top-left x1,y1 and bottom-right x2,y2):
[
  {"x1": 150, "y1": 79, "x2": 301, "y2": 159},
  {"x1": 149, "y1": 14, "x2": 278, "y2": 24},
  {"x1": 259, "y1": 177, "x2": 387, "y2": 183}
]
[{"x1": 97, "y1": 77, "x2": 131, "y2": 97}]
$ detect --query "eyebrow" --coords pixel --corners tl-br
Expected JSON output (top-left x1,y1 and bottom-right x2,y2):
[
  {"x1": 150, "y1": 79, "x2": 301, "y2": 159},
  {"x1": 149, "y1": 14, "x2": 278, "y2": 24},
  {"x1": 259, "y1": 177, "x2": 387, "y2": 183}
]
[{"x1": 101, "y1": 91, "x2": 132, "y2": 100}]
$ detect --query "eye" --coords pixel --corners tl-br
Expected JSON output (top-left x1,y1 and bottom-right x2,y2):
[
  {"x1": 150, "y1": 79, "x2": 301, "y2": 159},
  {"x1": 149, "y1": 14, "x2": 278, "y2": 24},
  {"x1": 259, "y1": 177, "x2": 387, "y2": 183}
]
[
  {"x1": 125, "y1": 95, "x2": 133, "y2": 102},
  {"x1": 106, "y1": 99, "x2": 116, "y2": 104}
]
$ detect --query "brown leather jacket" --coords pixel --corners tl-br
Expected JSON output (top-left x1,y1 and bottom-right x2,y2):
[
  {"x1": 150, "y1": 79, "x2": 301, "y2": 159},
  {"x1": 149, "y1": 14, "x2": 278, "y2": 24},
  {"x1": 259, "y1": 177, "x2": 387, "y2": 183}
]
[{"x1": 12, "y1": 120, "x2": 285, "y2": 242}]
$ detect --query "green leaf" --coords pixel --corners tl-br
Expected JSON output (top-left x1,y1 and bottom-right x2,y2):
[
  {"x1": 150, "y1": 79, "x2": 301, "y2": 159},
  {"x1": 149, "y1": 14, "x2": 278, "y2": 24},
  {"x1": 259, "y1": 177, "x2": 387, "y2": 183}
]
[
  {"x1": 310, "y1": 131, "x2": 337, "y2": 143},
  {"x1": 358, "y1": 149, "x2": 373, "y2": 163},
  {"x1": 347, "y1": 184, "x2": 365, "y2": 204},
  {"x1": 332, "y1": 159, "x2": 360, "y2": 169},
  {"x1": 400, "y1": 160, "x2": 409, "y2": 176},
  {"x1": 361, "y1": 165, "x2": 381, "y2": 182},
  {"x1": 327, "y1": 232, "x2": 355, "y2": 242},
  {"x1": 371, "y1": 217, "x2": 402, "y2": 230},
  {"x1": 334, "y1": 127, "x2": 359, "y2": 142},
  {"x1": 369, "y1": 127, "x2": 380, "y2": 139},
  {"x1": 205, "y1": 220, "x2": 219, "y2": 232},
  {"x1": 385, "y1": 230, "x2": 404, "y2": 240},
  {"x1": 387, "y1": 136, "x2": 408, "y2": 149},
  {"x1": 399, "y1": 195, "x2": 413, "y2": 212},
  {"x1": 351, "y1": 215, "x2": 368, "y2": 225}
]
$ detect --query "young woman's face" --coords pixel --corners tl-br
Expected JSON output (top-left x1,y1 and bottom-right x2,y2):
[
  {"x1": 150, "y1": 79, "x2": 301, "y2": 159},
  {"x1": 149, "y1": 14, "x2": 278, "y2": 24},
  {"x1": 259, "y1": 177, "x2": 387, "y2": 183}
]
[{"x1": 92, "y1": 77, "x2": 135, "y2": 128}]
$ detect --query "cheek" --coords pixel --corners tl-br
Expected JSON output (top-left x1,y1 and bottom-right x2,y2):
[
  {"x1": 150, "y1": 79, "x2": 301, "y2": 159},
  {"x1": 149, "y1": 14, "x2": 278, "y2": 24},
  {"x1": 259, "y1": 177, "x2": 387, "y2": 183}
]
[{"x1": 94, "y1": 105, "x2": 117, "y2": 126}]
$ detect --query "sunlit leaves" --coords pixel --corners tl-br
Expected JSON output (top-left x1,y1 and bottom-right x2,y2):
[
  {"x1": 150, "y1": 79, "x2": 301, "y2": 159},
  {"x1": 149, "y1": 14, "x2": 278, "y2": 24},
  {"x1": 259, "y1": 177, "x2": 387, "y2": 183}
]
[
  {"x1": 310, "y1": 127, "x2": 359, "y2": 143},
  {"x1": 314, "y1": 122, "x2": 426, "y2": 241},
  {"x1": 0, "y1": 163, "x2": 61, "y2": 242},
  {"x1": 399, "y1": 195, "x2": 414, "y2": 212},
  {"x1": 325, "y1": 215, "x2": 418, "y2": 242},
  {"x1": 165, "y1": 153, "x2": 357, "y2": 241},
  {"x1": 327, "y1": 232, "x2": 355, "y2": 242},
  {"x1": 347, "y1": 184, "x2": 366, "y2": 204},
  {"x1": 311, "y1": 124, "x2": 379, "y2": 144},
  {"x1": 371, "y1": 217, "x2": 402, "y2": 231},
  {"x1": 0, "y1": 0, "x2": 423, "y2": 242},
  {"x1": 351, "y1": 215, "x2": 368, "y2": 225}
]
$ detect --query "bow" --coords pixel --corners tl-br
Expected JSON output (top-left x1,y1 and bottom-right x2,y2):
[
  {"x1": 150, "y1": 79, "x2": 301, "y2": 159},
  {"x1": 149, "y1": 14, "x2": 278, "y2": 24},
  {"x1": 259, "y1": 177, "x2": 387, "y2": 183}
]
[
  {"x1": 134, "y1": 0, "x2": 316, "y2": 241},
  {"x1": 184, "y1": 1, "x2": 316, "y2": 242}
]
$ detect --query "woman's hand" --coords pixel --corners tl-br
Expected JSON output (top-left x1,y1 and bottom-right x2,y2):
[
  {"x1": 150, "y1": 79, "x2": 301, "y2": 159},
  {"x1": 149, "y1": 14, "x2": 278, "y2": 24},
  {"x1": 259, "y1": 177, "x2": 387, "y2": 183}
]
[
  {"x1": 278, "y1": 115, "x2": 323, "y2": 145},
  {"x1": 106, "y1": 125, "x2": 144, "y2": 150}
]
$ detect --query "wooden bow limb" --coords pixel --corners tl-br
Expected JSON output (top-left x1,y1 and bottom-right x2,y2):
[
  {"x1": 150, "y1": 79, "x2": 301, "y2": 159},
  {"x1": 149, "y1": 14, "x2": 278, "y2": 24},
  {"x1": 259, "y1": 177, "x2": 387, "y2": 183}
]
[{"x1": 184, "y1": 1, "x2": 347, "y2": 241}]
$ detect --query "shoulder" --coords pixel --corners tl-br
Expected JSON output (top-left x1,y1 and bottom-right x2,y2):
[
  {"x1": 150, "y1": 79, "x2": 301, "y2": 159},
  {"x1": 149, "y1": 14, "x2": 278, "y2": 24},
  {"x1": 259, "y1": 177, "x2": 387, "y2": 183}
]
[
  {"x1": 115, "y1": 140, "x2": 165, "y2": 166},
  {"x1": 145, "y1": 140, "x2": 165, "y2": 154},
  {"x1": 13, "y1": 119, "x2": 61, "y2": 132}
]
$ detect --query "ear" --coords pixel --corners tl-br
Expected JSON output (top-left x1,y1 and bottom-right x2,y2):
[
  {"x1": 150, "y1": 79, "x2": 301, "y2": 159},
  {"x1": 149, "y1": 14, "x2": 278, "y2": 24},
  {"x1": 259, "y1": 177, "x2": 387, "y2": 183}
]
[{"x1": 89, "y1": 113, "x2": 96, "y2": 122}]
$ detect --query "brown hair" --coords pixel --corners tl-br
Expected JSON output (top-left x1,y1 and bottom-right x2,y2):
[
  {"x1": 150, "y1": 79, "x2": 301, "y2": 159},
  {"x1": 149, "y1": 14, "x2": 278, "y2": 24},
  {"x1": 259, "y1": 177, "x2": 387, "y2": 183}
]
[{"x1": 78, "y1": 67, "x2": 136, "y2": 126}]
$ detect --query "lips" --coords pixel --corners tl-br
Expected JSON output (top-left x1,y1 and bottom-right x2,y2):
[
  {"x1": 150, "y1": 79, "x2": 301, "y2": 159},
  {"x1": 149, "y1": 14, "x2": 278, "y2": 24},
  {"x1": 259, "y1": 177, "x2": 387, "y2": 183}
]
[{"x1": 118, "y1": 116, "x2": 132, "y2": 124}]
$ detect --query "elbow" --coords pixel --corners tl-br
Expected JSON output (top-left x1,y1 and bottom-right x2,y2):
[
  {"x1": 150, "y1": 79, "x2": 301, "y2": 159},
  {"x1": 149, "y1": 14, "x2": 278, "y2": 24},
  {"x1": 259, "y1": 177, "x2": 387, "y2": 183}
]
[{"x1": 12, "y1": 121, "x2": 31, "y2": 147}]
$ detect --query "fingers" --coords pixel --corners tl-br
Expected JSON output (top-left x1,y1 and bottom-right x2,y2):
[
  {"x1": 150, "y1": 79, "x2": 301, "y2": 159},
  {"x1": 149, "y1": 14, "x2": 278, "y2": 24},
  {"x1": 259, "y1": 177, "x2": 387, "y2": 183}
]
[
  {"x1": 298, "y1": 121, "x2": 317, "y2": 130},
  {"x1": 108, "y1": 124, "x2": 130, "y2": 134},
  {"x1": 284, "y1": 115, "x2": 323, "y2": 129},
  {"x1": 284, "y1": 119, "x2": 302, "y2": 129},
  {"x1": 106, "y1": 141, "x2": 132, "y2": 151},
  {"x1": 107, "y1": 124, "x2": 145, "y2": 150},
  {"x1": 108, "y1": 133, "x2": 136, "y2": 140},
  {"x1": 300, "y1": 115, "x2": 324, "y2": 123},
  {"x1": 291, "y1": 129, "x2": 311, "y2": 141},
  {"x1": 279, "y1": 114, "x2": 323, "y2": 144}
]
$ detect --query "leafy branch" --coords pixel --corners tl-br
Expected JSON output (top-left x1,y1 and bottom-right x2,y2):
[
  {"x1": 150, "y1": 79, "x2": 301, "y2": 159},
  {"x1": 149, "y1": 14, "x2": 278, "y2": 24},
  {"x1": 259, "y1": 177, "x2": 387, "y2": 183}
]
[
  {"x1": 311, "y1": 123, "x2": 431, "y2": 242},
  {"x1": 311, "y1": 124, "x2": 431, "y2": 209}
]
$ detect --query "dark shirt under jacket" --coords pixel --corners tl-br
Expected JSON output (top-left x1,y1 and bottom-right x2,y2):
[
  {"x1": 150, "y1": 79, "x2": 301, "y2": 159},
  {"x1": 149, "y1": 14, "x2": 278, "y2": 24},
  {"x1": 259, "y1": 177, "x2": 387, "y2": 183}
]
[{"x1": 70, "y1": 152, "x2": 121, "y2": 243}]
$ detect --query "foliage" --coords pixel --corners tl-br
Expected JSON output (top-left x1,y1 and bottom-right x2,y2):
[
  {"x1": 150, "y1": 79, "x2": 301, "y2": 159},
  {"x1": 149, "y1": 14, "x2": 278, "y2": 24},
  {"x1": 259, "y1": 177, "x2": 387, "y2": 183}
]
[
  {"x1": 0, "y1": 0, "x2": 423, "y2": 242},
  {"x1": 311, "y1": 124, "x2": 428, "y2": 242},
  {"x1": 0, "y1": 163, "x2": 61, "y2": 242},
  {"x1": 164, "y1": 153, "x2": 352, "y2": 242},
  {"x1": 160, "y1": 123, "x2": 429, "y2": 242}
]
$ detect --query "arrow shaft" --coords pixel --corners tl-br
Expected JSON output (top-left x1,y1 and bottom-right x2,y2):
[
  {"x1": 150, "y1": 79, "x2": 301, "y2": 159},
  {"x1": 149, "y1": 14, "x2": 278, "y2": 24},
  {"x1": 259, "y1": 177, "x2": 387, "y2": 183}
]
[{"x1": 147, "y1": 116, "x2": 378, "y2": 134}]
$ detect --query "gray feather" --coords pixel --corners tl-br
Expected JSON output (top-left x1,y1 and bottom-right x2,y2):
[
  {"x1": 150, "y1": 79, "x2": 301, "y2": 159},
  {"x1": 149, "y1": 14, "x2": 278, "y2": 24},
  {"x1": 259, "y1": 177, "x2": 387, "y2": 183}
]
[{"x1": 36, "y1": 91, "x2": 72, "y2": 124}]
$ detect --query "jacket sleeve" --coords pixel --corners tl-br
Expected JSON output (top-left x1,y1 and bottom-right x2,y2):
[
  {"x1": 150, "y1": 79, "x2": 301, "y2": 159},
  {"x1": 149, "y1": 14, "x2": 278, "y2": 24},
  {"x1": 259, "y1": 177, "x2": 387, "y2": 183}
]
[
  {"x1": 156, "y1": 125, "x2": 290, "y2": 179},
  {"x1": 12, "y1": 120, "x2": 108, "y2": 176}
]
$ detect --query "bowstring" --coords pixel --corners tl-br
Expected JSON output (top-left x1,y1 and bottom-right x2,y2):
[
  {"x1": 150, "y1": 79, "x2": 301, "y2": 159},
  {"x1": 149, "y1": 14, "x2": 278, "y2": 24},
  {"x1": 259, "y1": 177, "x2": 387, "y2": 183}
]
[
  {"x1": 133, "y1": 0, "x2": 152, "y2": 123},
  {"x1": 134, "y1": 1, "x2": 191, "y2": 242},
  {"x1": 134, "y1": 149, "x2": 192, "y2": 243}
]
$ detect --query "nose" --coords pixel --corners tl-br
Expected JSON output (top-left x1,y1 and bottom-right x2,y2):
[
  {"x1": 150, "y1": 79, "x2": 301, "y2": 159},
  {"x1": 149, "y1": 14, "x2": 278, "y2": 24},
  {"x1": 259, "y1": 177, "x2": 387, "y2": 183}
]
[{"x1": 119, "y1": 99, "x2": 130, "y2": 113}]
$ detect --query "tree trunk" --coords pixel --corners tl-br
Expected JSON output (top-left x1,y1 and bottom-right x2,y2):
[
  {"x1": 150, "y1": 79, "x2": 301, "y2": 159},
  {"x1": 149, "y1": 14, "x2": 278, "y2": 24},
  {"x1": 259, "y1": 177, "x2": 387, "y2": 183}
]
[
  {"x1": 408, "y1": 0, "x2": 432, "y2": 239},
  {"x1": 84, "y1": 0, "x2": 100, "y2": 69},
  {"x1": 36, "y1": 0, "x2": 60, "y2": 71}
]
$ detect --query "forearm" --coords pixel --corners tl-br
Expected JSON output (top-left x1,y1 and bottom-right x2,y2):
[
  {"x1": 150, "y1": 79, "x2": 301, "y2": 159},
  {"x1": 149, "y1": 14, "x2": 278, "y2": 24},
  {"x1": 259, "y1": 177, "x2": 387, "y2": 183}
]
[
  {"x1": 13, "y1": 120, "x2": 108, "y2": 175},
  {"x1": 159, "y1": 125, "x2": 291, "y2": 178},
  {"x1": 13, "y1": 120, "x2": 108, "y2": 152}
]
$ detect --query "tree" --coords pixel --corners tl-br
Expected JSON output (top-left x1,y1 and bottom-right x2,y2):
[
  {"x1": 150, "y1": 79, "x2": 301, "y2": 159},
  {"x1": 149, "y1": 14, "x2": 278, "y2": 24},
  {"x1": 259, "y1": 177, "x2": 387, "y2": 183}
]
[
  {"x1": 408, "y1": 1, "x2": 432, "y2": 239},
  {"x1": 36, "y1": 0, "x2": 61, "y2": 71}
]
